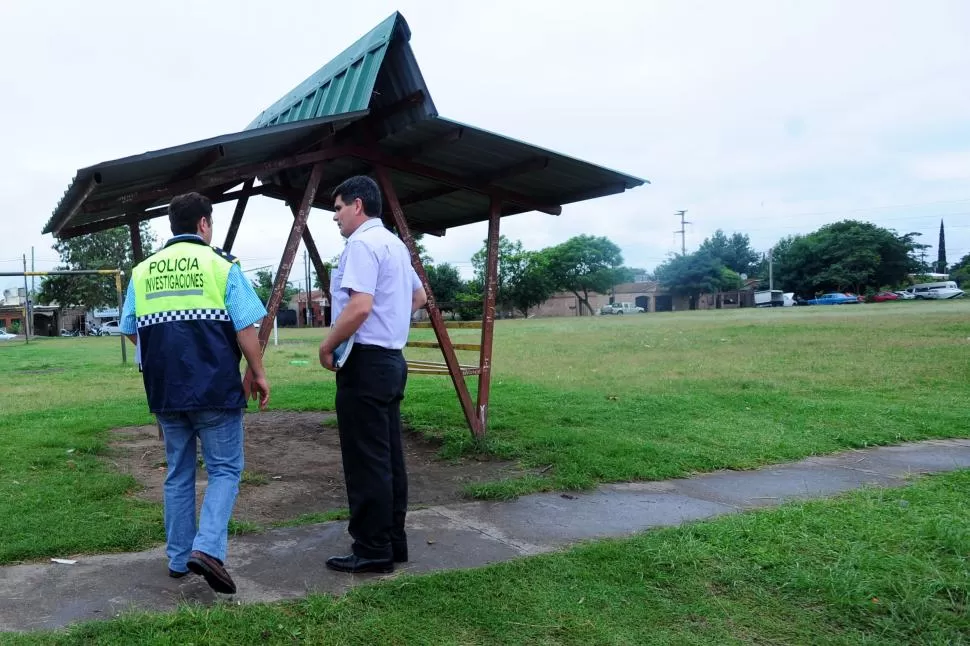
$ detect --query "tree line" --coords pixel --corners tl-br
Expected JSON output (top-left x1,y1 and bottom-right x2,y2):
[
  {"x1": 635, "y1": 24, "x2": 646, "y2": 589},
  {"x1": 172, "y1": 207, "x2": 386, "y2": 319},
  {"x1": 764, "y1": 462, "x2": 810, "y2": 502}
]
[
  {"x1": 36, "y1": 217, "x2": 964, "y2": 313},
  {"x1": 654, "y1": 219, "x2": 961, "y2": 302}
]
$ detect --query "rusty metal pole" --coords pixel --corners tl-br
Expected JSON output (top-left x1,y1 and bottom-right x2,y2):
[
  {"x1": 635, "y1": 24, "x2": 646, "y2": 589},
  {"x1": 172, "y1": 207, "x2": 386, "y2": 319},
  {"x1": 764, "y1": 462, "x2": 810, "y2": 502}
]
[
  {"x1": 128, "y1": 221, "x2": 144, "y2": 263},
  {"x1": 222, "y1": 178, "x2": 254, "y2": 253},
  {"x1": 476, "y1": 197, "x2": 502, "y2": 436},
  {"x1": 257, "y1": 163, "x2": 326, "y2": 350},
  {"x1": 372, "y1": 164, "x2": 482, "y2": 438}
]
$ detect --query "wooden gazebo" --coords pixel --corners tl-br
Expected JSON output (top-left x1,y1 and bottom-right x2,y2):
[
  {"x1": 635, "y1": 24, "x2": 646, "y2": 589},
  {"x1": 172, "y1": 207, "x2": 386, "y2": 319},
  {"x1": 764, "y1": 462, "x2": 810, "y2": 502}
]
[{"x1": 43, "y1": 12, "x2": 646, "y2": 439}]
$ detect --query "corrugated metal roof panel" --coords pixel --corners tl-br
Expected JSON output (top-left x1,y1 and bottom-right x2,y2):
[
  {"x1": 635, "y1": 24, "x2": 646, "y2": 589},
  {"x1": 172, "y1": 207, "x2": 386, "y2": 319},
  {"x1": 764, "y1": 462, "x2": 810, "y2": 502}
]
[
  {"x1": 267, "y1": 116, "x2": 647, "y2": 230},
  {"x1": 43, "y1": 112, "x2": 367, "y2": 235},
  {"x1": 45, "y1": 11, "x2": 646, "y2": 239},
  {"x1": 245, "y1": 11, "x2": 435, "y2": 134}
]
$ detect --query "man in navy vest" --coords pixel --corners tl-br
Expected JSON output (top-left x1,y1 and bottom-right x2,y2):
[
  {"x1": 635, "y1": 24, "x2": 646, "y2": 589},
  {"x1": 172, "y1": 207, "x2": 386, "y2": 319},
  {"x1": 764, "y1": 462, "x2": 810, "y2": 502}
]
[
  {"x1": 320, "y1": 175, "x2": 427, "y2": 573},
  {"x1": 121, "y1": 192, "x2": 270, "y2": 594}
]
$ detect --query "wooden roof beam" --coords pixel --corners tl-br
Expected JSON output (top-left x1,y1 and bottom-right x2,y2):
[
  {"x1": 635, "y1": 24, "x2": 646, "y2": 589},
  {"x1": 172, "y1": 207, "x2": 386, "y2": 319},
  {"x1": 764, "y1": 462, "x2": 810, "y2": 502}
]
[
  {"x1": 395, "y1": 127, "x2": 464, "y2": 161},
  {"x1": 400, "y1": 156, "x2": 550, "y2": 207},
  {"x1": 79, "y1": 146, "x2": 351, "y2": 216}
]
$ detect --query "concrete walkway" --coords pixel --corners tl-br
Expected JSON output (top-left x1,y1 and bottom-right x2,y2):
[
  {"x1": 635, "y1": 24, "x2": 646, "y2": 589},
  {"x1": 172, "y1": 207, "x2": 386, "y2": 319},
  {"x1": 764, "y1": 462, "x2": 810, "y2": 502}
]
[{"x1": 2, "y1": 438, "x2": 969, "y2": 633}]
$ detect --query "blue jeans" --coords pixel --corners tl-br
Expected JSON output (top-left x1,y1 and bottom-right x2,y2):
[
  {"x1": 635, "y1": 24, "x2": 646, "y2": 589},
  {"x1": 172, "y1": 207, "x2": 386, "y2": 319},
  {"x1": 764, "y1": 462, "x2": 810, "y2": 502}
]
[{"x1": 156, "y1": 409, "x2": 244, "y2": 573}]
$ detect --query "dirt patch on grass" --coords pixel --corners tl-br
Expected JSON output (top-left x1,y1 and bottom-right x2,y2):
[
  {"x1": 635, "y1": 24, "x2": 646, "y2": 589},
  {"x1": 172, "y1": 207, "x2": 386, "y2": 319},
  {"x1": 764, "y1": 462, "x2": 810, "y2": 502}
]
[{"x1": 105, "y1": 411, "x2": 522, "y2": 526}]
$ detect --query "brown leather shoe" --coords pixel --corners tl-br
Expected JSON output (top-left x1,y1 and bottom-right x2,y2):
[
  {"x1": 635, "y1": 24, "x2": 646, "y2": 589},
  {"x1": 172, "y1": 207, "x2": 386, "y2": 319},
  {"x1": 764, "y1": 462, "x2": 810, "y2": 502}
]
[{"x1": 187, "y1": 550, "x2": 236, "y2": 594}]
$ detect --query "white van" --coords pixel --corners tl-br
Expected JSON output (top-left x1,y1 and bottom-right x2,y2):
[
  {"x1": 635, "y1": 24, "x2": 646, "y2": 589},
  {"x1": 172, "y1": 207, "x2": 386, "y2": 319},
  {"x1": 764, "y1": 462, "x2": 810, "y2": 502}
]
[{"x1": 905, "y1": 281, "x2": 965, "y2": 300}]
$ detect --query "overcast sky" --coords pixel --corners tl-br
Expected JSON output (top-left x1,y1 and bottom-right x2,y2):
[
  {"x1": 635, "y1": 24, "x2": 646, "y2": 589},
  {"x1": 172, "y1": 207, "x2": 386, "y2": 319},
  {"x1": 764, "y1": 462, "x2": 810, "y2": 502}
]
[{"x1": 2, "y1": 0, "x2": 968, "y2": 295}]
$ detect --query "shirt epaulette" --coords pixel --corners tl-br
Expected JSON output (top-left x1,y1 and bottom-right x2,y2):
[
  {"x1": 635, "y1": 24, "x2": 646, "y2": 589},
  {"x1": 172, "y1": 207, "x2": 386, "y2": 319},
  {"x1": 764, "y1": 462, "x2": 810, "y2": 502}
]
[{"x1": 210, "y1": 246, "x2": 240, "y2": 265}]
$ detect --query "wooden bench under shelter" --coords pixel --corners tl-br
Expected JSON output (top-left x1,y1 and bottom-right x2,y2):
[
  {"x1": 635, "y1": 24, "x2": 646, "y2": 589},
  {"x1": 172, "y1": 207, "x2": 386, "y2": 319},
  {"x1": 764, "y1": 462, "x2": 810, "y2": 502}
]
[{"x1": 42, "y1": 11, "x2": 646, "y2": 439}]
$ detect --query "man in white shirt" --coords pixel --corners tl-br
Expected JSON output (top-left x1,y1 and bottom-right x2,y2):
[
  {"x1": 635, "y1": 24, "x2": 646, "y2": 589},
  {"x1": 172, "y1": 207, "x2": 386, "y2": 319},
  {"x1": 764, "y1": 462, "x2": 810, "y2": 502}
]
[{"x1": 319, "y1": 175, "x2": 427, "y2": 574}]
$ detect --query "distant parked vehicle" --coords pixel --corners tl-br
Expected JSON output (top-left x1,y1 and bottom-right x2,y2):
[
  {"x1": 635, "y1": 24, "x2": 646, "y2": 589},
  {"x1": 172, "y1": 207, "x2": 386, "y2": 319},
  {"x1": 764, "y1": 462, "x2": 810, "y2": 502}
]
[
  {"x1": 600, "y1": 302, "x2": 644, "y2": 315},
  {"x1": 0, "y1": 328, "x2": 16, "y2": 341},
  {"x1": 804, "y1": 293, "x2": 862, "y2": 306},
  {"x1": 871, "y1": 291, "x2": 899, "y2": 302},
  {"x1": 903, "y1": 281, "x2": 965, "y2": 300},
  {"x1": 894, "y1": 290, "x2": 916, "y2": 300},
  {"x1": 99, "y1": 320, "x2": 123, "y2": 336},
  {"x1": 754, "y1": 290, "x2": 785, "y2": 307}
]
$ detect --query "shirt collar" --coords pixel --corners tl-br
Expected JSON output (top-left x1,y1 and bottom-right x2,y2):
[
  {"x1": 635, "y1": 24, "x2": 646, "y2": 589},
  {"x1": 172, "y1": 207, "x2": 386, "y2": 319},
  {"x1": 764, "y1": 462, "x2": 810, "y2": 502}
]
[
  {"x1": 165, "y1": 234, "x2": 206, "y2": 248},
  {"x1": 348, "y1": 218, "x2": 384, "y2": 241}
]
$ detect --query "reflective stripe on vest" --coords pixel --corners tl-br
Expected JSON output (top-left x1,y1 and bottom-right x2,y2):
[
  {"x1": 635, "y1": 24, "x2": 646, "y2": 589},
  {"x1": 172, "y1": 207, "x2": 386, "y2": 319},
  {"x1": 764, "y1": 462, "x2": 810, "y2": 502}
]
[{"x1": 132, "y1": 242, "x2": 232, "y2": 320}]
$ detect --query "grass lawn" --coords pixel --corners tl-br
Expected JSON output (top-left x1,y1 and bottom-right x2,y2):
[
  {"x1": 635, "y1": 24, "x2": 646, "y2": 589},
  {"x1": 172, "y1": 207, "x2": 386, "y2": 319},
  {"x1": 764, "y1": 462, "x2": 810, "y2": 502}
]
[
  {"x1": 1, "y1": 301, "x2": 969, "y2": 565},
  {"x1": 6, "y1": 469, "x2": 969, "y2": 645}
]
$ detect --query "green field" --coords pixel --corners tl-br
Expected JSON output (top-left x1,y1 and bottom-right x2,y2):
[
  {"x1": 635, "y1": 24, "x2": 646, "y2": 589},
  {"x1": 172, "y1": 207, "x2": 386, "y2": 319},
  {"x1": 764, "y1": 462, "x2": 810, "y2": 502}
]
[
  {"x1": 2, "y1": 301, "x2": 969, "y2": 565},
  {"x1": 2, "y1": 301, "x2": 970, "y2": 642}
]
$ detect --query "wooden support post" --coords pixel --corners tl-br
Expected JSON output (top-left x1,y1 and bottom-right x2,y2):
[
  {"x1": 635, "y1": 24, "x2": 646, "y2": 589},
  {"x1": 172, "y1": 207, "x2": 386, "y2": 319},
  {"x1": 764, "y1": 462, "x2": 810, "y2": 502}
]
[
  {"x1": 287, "y1": 202, "x2": 331, "y2": 313},
  {"x1": 128, "y1": 221, "x2": 144, "y2": 263},
  {"x1": 477, "y1": 197, "x2": 502, "y2": 435},
  {"x1": 372, "y1": 164, "x2": 483, "y2": 439},
  {"x1": 257, "y1": 163, "x2": 326, "y2": 350},
  {"x1": 222, "y1": 178, "x2": 254, "y2": 253}
]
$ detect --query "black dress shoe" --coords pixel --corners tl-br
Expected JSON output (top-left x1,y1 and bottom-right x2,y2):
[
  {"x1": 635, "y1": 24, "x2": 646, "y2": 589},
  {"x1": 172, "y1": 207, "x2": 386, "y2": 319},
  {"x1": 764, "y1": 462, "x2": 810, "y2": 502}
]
[
  {"x1": 169, "y1": 569, "x2": 189, "y2": 579},
  {"x1": 187, "y1": 550, "x2": 237, "y2": 594},
  {"x1": 326, "y1": 554, "x2": 394, "y2": 574}
]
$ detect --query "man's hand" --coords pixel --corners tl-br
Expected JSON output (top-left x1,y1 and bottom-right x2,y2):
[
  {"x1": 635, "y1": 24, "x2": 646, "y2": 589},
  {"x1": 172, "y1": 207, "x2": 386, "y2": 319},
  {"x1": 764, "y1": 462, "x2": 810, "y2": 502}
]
[
  {"x1": 319, "y1": 341, "x2": 336, "y2": 372},
  {"x1": 243, "y1": 368, "x2": 271, "y2": 410}
]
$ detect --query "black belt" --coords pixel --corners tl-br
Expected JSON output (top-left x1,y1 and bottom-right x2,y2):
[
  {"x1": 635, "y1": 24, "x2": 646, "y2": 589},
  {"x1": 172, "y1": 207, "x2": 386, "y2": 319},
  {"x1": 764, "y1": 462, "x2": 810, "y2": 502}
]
[{"x1": 354, "y1": 343, "x2": 402, "y2": 353}]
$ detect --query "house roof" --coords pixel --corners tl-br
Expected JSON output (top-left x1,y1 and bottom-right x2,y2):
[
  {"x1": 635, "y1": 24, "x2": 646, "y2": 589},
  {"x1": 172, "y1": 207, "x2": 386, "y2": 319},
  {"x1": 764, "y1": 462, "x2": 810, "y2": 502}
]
[{"x1": 45, "y1": 11, "x2": 646, "y2": 240}]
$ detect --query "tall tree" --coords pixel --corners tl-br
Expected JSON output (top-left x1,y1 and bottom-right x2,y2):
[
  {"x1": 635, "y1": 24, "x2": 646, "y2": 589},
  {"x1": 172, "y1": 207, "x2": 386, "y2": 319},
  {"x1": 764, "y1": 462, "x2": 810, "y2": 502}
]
[
  {"x1": 937, "y1": 219, "x2": 947, "y2": 274},
  {"x1": 425, "y1": 262, "x2": 464, "y2": 312},
  {"x1": 471, "y1": 235, "x2": 524, "y2": 311},
  {"x1": 251, "y1": 269, "x2": 298, "y2": 306},
  {"x1": 506, "y1": 251, "x2": 556, "y2": 317},
  {"x1": 38, "y1": 224, "x2": 158, "y2": 308},
  {"x1": 949, "y1": 252, "x2": 970, "y2": 286},
  {"x1": 771, "y1": 220, "x2": 924, "y2": 295},
  {"x1": 543, "y1": 235, "x2": 626, "y2": 316},
  {"x1": 470, "y1": 235, "x2": 555, "y2": 316},
  {"x1": 654, "y1": 250, "x2": 726, "y2": 302},
  {"x1": 698, "y1": 230, "x2": 760, "y2": 275}
]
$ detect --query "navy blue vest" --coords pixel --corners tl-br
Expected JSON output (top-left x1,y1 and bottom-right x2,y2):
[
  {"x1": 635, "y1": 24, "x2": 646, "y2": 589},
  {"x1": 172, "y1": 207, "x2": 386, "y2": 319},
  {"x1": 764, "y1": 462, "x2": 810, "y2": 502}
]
[{"x1": 132, "y1": 238, "x2": 247, "y2": 414}]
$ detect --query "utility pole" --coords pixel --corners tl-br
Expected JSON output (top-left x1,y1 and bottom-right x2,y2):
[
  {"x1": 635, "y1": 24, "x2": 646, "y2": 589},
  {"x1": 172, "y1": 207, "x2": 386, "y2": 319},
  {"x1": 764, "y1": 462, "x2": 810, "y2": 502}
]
[
  {"x1": 22, "y1": 255, "x2": 30, "y2": 342},
  {"x1": 768, "y1": 247, "x2": 774, "y2": 291},
  {"x1": 304, "y1": 249, "x2": 313, "y2": 327},
  {"x1": 30, "y1": 246, "x2": 35, "y2": 296},
  {"x1": 674, "y1": 210, "x2": 690, "y2": 255}
]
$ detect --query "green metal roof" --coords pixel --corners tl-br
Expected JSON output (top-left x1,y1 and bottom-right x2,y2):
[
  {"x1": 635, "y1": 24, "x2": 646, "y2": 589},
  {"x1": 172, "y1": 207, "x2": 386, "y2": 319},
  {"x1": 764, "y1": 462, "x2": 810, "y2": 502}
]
[
  {"x1": 246, "y1": 12, "x2": 435, "y2": 132},
  {"x1": 45, "y1": 11, "x2": 647, "y2": 240}
]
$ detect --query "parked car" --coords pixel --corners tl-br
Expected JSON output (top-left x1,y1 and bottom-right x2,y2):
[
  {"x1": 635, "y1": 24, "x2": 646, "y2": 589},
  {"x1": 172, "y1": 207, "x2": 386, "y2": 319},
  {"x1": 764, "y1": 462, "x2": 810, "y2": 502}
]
[
  {"x1": 600, "y1": 302, "x2": 645, "y2": 315},
  {"x1": 99, "y1": 320, "x2": 123, "y2": 336},
  {"x1": 871, "y1": 291, "x2": 899, "y2": 302},
  {"x1": 804, "y1": 293, "x2": 863, "y2": 306},
  {"x1": 0, "y1": 328, "x2": 16, "y2": 341},
  {"x1": 894, "y1": 290, "x2": 916, "y2": 300}
]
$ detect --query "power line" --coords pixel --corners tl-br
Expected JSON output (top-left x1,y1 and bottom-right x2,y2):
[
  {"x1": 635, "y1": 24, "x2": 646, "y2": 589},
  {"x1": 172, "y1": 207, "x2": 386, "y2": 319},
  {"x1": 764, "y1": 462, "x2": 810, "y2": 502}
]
[{"x1": 730, "y1": 198, "x2": 970, "y2": 224}]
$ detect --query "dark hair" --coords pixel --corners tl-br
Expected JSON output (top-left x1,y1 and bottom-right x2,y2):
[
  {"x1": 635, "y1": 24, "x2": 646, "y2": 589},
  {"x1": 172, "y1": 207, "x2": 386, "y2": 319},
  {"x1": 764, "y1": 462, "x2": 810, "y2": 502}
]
[
  {"x1": 168, "y1": 192, "x2": 212, "y2": 235},
  {"x1": 332, "y1": 175, "x2": 381, "y2": 217}
]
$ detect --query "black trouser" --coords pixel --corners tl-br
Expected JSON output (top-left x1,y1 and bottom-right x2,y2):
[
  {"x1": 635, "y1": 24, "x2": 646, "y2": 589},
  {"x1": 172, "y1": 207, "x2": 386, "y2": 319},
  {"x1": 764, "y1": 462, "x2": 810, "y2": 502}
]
[{"x1": 335, "y1": 344, "x2": 409, "y2": 560}]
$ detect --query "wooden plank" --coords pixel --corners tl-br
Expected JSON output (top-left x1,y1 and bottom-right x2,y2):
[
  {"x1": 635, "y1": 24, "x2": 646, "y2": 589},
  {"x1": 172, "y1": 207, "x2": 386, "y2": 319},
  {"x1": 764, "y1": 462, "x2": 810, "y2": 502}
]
[
  {"x1": 411, "y1": 321, "x2": 481, "y2": 329},
  {"x1": 406, "y1": 364, "x2": 482, "y2": 376},
  {"x1": 405, "y1": 359, "x2": 477, "y2": 368},
  {"x1": 406, "y1": 341, "x2": 481, "y2": 351}
]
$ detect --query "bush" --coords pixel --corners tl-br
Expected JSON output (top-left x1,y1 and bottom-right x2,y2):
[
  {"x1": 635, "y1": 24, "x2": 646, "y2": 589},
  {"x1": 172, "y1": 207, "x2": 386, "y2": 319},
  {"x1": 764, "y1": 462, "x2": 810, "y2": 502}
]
[{"x1": 455, "y1": 291, "x2": 483, "y2": 321}]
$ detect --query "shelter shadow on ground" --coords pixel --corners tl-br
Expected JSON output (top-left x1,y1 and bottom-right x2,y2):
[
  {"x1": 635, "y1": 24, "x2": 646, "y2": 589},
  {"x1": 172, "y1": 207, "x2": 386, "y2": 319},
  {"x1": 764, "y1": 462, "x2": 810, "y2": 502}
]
[{"x1": 105, "y1": 411, "x2": 525, "y2": 526}]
